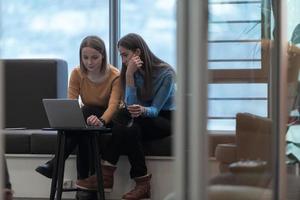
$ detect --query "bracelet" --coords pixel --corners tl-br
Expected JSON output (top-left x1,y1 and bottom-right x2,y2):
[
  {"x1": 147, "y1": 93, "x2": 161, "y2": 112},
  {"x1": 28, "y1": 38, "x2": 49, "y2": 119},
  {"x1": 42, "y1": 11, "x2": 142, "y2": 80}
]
[{"x1": 99, "y1": 118, "x2": 106, "y2": 126}]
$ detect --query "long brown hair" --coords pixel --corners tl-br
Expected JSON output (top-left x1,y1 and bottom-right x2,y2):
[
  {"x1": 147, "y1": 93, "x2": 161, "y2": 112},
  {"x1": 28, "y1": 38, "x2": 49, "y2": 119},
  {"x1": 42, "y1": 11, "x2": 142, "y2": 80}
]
[
  {"x1": 79, "y1": 35, "x2": 108, "y2": 74},
  {"x1": 117, "y1": 33, "x2": 169, "y2": 100}
]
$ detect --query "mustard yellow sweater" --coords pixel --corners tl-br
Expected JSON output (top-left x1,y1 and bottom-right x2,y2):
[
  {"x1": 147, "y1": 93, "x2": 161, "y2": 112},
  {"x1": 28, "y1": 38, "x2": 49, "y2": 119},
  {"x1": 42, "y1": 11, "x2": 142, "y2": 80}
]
[{"x1": 68, "y1": 65, "x2": 121, "y2": 123}]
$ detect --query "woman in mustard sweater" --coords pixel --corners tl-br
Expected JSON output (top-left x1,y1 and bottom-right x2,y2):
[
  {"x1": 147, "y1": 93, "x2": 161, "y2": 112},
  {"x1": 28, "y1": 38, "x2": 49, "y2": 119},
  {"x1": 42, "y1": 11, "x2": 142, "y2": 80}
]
[{"x1": 35, "y1": 36, "x2": 121, "y2": 192}]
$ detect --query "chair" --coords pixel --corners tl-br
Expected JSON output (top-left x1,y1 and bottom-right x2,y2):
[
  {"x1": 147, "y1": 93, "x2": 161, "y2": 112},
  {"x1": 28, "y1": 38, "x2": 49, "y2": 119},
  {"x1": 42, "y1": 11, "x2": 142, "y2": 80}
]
[
  {"x1": 215, "y1": 112, "x2": 272, "y2": 173},
  {"x1": 210, "y1": 113, "x2": 273, "y2": 198}
]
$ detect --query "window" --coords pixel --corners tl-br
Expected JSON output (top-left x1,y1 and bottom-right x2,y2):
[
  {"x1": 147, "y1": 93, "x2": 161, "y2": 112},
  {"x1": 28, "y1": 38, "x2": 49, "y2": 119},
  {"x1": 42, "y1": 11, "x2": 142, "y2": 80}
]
[
  {"x1": 120, "y1": 0, "x2": 176, "y2": 68},
  {"x1": 0, "y1": 0, "x2": 267, "y2": 131},
  {"x1": 208, "y1": 0, "x2": 269, "y2": 130},
  {"x1": 0, "y1": 0, "x2": 109, "y2": 76}
]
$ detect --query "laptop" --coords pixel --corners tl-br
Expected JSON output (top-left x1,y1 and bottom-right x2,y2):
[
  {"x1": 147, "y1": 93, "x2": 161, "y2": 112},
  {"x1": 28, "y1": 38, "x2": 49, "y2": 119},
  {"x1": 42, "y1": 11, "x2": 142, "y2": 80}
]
[{"x1": 42, "y1": 99, "x2": 109, "y2": 131}]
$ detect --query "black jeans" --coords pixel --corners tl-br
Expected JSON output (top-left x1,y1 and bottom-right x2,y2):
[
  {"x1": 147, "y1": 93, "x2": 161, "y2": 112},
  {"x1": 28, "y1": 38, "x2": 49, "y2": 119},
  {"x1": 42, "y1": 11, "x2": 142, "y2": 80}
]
[
  {"x1": 50, "y1": 105, "x2": 106, "y2": 179},
  {"x1": 102, "y1": 110, "x2": 173, "y2": 178}
]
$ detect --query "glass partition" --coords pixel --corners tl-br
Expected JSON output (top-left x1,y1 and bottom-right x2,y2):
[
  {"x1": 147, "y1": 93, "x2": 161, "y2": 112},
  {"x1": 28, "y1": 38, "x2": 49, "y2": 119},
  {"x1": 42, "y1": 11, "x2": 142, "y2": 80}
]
[
  {"x1": 1, "y1": 0, "x2": 297, "y2": 199},
  {"x1": 285, "y1": 1, "x2": 300, "y2": 200},
  {"x1": 176, "y1": 0, "x2": 293, "y2": 199},
  {"x1": 207, "y1": 0, "x2": 275, "y2": 199}
]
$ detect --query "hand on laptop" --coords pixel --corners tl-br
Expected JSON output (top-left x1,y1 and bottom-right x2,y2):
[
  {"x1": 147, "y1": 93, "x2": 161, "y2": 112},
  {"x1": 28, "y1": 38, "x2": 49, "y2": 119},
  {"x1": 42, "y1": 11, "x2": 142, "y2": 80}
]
[{"x1": 87, "y1": 115, "x2": 104, "y2": 127}]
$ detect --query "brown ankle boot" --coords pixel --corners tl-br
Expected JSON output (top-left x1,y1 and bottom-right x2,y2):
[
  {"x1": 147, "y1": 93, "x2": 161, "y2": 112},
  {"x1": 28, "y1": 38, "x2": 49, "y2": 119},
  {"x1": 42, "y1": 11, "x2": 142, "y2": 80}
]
[
  {"x1": 75, "y1": 165, "x2": 116, "y2": 192},
  {"x1": 102, "y1": 165, "x2": 117, "y2": 192},
  {"x1": 122, "y1": 174, "x2": 152, "y2": 200}
]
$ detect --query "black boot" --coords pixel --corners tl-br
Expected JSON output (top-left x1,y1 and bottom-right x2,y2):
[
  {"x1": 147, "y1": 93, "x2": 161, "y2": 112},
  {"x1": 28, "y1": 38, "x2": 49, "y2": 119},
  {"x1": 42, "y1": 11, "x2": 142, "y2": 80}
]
[
  {"x1": 35, "y1": 160, "x2": 54, "y2": 179},
  {"x1": 75, "y1": 191, "x2": 97, "y2": 200},
  {"x1": 36, "y1": 135, "x2": 78, "y2": 179}
]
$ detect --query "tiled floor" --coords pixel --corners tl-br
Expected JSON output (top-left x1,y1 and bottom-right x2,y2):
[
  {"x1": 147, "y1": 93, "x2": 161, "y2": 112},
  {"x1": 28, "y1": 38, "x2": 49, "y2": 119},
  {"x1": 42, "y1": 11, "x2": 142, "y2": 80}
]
[{"x1": 287, "y1": 164, "x2": 300, "y2": 200}]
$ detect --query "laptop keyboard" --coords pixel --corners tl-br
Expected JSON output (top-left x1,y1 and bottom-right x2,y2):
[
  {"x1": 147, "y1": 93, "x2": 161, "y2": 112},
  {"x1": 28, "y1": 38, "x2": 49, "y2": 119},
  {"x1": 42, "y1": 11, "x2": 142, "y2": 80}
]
[{"x1": 86, "y1": 125, "x2": 102, "y2": 129}]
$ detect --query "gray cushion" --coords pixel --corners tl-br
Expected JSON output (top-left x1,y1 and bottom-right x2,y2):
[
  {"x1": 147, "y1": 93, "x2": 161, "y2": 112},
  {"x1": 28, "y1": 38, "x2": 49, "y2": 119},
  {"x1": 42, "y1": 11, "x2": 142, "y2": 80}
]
[
  {"x1": 143, "y1": 136, "x2": 172, "y2": 156},
  {"x1": 4, "y1": 130, "x2": 32, "y2": 154},
  {"x1": 5, "y1": 129, "x2": 172, "y2": 157},
  {"x1": 3, "y1": 59, "x2": 68, "y2": 129},
  {"x1": 30, "y1": 130, "x2": 58, "y2": 154}
]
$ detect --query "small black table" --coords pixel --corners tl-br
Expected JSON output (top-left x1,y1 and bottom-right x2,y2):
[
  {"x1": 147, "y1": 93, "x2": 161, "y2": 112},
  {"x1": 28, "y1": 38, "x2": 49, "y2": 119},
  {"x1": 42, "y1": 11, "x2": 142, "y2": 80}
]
[{"x1": 48, "y1": 127, "x2": 111, "y2": 200}]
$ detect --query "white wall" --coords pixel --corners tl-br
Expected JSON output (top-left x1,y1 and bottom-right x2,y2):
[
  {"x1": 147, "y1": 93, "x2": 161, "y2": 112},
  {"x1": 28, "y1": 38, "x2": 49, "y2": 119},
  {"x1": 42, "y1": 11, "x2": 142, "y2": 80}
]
[{"x1": 6, "y1": 154, "x2": 176, "y2": 200}]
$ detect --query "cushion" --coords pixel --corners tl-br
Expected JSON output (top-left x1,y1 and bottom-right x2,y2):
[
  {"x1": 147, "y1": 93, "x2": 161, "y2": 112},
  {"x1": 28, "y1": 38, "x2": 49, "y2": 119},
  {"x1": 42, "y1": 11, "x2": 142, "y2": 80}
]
[
  {"x1": 208, "y1": 131, "x2": 236, "y2": 157},
  {"x1": 143, "y1": 136, "x2": 172, "y2": 156},
  {"x1": 236, "y1": 113, "x2": 272, "y2": 167},
  {"x1": 4, "y1": 130, "x2": 32, "y2": 154},
  {"x1": 30, "y1": 130, "x2": 58, "y2": 154},
  {"x1": 3, "y1": 59, "x2": 68, "y2": 129}
]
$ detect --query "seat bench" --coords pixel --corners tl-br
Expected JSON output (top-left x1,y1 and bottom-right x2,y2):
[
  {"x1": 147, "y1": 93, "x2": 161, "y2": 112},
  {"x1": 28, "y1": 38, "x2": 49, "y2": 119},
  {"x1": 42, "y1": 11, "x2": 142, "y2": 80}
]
[
  {"x1": 4, "y1": 129, "x2": 173, "y2": 157},
  {"x1": 5, "y1": 129, "x2": 236, "y2": 157}
]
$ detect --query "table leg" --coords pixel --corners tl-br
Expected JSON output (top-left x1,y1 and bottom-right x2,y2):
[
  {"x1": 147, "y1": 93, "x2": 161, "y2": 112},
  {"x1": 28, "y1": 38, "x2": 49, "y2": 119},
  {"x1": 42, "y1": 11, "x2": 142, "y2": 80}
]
[
  {"x1": 56, "y1": 131, "x2": 67, "y2": 200},
  {"x1": 50, "y1": 130, "x2": 62, "y2": 200},
  {"x1": 92, "y1": 135, "x2": 105, "y2": 200}
]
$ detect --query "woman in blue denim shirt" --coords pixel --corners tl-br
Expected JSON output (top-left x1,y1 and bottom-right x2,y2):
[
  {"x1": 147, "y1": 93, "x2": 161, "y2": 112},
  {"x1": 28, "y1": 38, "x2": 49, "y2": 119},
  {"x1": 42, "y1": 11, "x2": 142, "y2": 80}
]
[{"x1": 76, "y1": 33, "x2": 176, "y2": 200}]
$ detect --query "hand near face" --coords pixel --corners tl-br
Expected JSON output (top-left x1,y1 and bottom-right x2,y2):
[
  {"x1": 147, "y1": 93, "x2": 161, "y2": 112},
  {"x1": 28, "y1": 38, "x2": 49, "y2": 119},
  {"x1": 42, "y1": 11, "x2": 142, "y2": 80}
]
[
  {"x1": 127, "y1": 104, "x2": 145, "y2": 118},
  {"x1": 87, "y1": 115, "x2": 104, "y2": 126},
  {"x1": 126, "y1": 55, "x2": 143, "y2": 76}
]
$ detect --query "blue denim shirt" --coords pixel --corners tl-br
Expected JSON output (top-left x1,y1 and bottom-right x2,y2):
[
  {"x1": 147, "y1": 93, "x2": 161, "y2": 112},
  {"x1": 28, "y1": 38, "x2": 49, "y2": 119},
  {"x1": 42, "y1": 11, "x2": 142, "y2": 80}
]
[{"x1": 125, "y1": 66, "x2": 176, "y2": 118}]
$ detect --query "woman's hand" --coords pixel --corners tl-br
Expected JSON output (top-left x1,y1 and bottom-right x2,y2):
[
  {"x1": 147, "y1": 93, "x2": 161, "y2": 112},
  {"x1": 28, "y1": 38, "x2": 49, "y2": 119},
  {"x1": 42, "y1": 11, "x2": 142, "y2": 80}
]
[
  {"x1": 127, "y1": 104, "x2": 145, "y2": 118},
  {"x1": 126, "y1": 55, "x2": 143, "y2": 76},
  {"x1": 87, "y1": 115, "x2": 104, "y2": 126}
]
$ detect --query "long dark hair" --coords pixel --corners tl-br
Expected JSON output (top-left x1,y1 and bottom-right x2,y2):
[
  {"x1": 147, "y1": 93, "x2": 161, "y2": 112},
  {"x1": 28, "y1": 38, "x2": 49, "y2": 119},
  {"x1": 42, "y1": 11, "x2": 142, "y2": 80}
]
[
  {"x1": 118, "y1": 33, "x2": 169, "y2": 100},
  {"x1": 79, "y1": 35, "x2": 108, "y2": 74}
]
